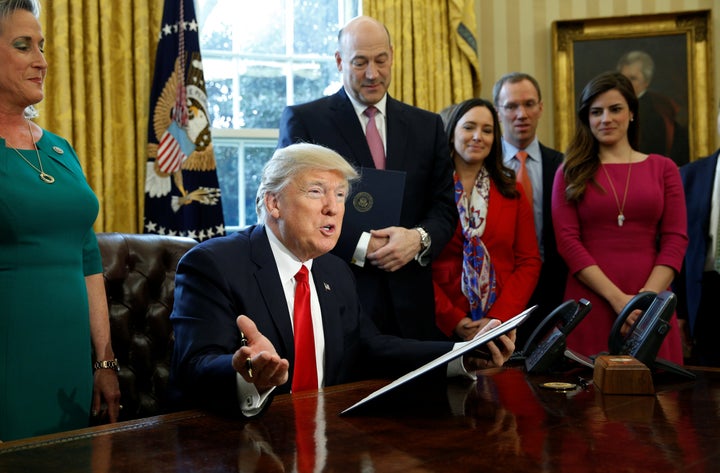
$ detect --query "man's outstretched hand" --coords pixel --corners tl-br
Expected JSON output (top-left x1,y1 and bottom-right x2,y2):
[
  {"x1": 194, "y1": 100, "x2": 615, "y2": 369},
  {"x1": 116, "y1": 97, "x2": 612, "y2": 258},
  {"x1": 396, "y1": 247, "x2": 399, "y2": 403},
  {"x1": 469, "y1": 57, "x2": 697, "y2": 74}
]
[{"x1": 232, "y1": 315, "x2": 290, "y2": 391}]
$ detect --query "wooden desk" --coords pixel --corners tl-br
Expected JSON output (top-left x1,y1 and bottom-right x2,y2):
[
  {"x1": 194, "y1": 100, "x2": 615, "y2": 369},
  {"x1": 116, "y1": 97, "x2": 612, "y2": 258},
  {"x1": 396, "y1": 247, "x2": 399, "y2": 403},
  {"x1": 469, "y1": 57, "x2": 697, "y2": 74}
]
[{"x1": 2, "y1": 367, "x2": 719, "y2": 472}]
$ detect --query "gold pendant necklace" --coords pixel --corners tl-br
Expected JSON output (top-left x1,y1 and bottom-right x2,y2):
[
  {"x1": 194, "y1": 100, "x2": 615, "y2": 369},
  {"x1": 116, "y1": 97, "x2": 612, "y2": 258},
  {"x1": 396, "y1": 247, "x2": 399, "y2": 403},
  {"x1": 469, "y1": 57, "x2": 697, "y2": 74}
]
[
  {"x1": 600, "y1": 151, "x2": 632, "y2": 227},
  {"x1": 4, "y1": 120, "x2": 55, "y2": 184}
]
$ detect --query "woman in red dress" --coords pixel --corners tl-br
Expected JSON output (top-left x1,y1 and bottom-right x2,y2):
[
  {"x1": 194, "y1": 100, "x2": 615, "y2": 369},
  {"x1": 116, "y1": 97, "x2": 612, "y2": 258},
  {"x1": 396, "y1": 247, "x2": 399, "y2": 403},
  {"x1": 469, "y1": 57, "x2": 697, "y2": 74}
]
[{"x1": 551, "y1": 72, "x2": 687, "y2": 363}]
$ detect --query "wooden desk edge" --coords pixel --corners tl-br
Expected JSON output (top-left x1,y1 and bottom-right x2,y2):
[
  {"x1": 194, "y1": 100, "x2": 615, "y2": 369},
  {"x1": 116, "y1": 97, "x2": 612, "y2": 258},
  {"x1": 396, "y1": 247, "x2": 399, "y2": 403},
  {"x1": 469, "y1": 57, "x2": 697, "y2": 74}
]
[
  {"x1": 3, "y1": 369, "x2": 715, "y2": 452},
  {"x1": 0, "y1": 379, "x2": 388, "y2": 453}
]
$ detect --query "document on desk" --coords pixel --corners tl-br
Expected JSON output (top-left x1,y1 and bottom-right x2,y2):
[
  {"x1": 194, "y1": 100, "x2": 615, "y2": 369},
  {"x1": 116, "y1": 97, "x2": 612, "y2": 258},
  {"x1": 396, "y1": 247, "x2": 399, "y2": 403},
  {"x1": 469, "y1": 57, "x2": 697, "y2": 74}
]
[{"x1": 341, "y1": 307, "x2": 535, "y2": 415}]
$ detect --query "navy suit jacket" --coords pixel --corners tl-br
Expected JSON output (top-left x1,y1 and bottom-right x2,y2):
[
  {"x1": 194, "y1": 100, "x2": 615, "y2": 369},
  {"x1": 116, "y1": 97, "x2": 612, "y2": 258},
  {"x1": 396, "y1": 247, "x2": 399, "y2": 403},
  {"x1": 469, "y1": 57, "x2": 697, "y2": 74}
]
[
  {"x1": 519, "y1": 143, "x2": 567, "y2": 346},
  {"x1": 169, "y1": 225, "x2": 453, "y2": 414},
  {"x1": 277, "y1": 88, "x2": 457, "y2": 340},
  {"x1": 677, "y1": 150, "x2": 719, "y2": 334}
]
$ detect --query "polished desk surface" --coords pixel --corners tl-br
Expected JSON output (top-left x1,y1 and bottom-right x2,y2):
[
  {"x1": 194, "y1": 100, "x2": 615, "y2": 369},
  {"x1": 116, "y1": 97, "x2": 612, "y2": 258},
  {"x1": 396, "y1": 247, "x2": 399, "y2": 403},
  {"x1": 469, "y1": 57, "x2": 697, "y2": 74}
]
[{"x1": 1, "y1": 366, "x2": 719, "y2": 472}]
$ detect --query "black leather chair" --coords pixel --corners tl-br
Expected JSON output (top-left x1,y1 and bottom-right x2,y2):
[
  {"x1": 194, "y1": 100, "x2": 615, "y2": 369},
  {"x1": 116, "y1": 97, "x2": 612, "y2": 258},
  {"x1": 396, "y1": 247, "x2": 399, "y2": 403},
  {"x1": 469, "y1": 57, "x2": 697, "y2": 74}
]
[{"x1": 96, "y1": 232, "x2": 197, "y2": 421}]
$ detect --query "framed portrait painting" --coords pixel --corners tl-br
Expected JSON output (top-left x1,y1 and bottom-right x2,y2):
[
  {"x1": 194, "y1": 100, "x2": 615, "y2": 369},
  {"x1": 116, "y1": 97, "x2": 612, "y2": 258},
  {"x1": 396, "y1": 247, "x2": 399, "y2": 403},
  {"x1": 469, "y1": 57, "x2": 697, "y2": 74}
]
[{"x1": 552, "y1": 11, "x2": 713, "y2": 165}]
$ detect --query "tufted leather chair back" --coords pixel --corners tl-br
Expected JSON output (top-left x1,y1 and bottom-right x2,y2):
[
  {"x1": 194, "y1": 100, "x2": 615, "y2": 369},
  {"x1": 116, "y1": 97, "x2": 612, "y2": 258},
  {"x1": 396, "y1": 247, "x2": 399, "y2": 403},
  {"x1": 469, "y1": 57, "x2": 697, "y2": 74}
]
[{"x1": 96, "y1": 232, "x2": 197, "y2": 421}]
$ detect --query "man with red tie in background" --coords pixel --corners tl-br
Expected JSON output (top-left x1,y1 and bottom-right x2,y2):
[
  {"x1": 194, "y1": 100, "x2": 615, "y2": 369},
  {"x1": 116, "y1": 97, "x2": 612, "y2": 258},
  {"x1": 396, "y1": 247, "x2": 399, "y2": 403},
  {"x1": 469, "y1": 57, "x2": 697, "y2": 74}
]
[
  {"x1": 493, "y1": 72, "x2": 567, "y2": 348},
  {"x1": 169, "y1": 143, "x2": 516, "y2": 416},
  {"x1": 277, "y1": 16, "x2": 457, "y2": 342}
]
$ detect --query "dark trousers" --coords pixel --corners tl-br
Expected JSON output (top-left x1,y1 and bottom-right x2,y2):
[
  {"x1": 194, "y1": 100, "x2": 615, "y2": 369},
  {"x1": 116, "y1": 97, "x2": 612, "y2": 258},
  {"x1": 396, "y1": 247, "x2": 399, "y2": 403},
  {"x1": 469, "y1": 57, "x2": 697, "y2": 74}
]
[{"x1": 692, "y1": 271, "x2": 720, "y2": 367}]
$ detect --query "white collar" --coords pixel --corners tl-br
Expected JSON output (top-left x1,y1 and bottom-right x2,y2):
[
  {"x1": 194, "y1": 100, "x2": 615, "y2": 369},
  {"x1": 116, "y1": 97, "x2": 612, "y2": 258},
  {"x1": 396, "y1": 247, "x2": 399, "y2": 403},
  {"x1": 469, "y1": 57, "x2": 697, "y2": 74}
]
[{"x1": 265, "y1": 225, "x2": 313, "y2": 283}]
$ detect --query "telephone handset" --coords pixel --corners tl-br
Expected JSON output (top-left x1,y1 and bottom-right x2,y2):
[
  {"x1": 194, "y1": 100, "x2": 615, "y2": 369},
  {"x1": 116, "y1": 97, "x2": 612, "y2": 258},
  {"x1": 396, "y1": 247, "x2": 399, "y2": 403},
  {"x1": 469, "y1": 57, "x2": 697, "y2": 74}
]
[
  {"x1": 523, "y1": 299, "x2": 592, "y2": 374},
  {"x1": 608, "y1": 290, "x2": 695, "y2": 379},
  {"x1": 608, "y1": 291, "x2": 673, "y2": 367}
]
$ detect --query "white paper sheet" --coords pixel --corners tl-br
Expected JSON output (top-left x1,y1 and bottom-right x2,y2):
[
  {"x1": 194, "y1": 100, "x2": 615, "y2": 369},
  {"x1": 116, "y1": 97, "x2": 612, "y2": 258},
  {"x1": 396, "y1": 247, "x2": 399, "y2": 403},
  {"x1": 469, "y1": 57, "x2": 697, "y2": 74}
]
[{"x1": 340, "y1": 306, "x2": 536, "y2": 415}]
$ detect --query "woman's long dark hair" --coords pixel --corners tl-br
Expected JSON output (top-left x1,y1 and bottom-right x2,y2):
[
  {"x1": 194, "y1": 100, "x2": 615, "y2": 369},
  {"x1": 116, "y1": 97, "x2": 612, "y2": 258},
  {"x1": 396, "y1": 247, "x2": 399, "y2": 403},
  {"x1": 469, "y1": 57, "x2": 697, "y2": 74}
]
[
  {"x1": 563, "y1": 71, "x2": 639, "y2": 202},
  {"x1": 444, "y1": 98, "x2": 518, "y2": 198}
]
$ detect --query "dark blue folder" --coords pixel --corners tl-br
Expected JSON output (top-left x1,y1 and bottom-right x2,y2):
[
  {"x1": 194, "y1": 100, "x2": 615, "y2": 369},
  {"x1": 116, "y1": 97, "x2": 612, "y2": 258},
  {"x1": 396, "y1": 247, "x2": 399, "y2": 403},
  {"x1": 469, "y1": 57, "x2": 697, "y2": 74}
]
[{"x1": 344, "y1": 167, "x2": 406, "y2": 232}]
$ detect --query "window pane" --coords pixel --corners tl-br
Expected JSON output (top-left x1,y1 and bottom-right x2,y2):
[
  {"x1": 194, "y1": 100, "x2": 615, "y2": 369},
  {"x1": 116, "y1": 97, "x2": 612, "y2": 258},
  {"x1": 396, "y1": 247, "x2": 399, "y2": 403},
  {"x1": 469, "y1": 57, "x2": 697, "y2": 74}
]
[
  {"x1": 238, "y1": 71, "x2": 286, "y2": 128},
  {"x1": 205, "y1": 75, "x2": 234, "y2": 128},
  {"x1": 198, "y1": 0, "x2": 359, "y2": 229},
  {"x1": 243, "y1": 145, "x2": 276, "y2": 223},
  {"x1": 214, "y1": 138, "x2": 276, "y2": 228},
  {"x1": 214, "y1": 143, "x2": 240, "y2": 227},
  {"x1": 292, "y1": 1, "x2": 340, "y2": 55},
  {"x1": 294, "y1": 61, "x2": 342, "y2": 105}
]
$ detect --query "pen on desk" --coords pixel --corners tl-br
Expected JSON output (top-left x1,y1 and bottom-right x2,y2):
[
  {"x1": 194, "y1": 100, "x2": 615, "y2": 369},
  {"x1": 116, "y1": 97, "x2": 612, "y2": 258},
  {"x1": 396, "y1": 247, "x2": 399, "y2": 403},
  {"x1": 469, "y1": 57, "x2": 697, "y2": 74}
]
[{"x1": 240, "y1": 331, "x2": 253, "y2": 378}]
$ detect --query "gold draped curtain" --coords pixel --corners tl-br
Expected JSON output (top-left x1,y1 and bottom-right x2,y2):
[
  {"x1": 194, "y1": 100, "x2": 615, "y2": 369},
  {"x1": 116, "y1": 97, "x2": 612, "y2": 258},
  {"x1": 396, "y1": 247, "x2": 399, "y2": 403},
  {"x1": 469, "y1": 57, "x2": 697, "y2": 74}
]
[
  {"x1": 37, "y1": 0, "x2": 164, "y2": 233},
  {"x1": 365, "y1": 0, "x2": 481, "y2": 112}
]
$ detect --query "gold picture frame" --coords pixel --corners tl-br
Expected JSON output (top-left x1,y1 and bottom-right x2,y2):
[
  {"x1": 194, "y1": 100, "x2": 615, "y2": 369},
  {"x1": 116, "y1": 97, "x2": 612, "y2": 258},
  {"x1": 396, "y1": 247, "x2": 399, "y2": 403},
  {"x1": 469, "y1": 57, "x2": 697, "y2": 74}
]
[{"x1": 552, "y1": 10, "x2": 714, "y2": 164}]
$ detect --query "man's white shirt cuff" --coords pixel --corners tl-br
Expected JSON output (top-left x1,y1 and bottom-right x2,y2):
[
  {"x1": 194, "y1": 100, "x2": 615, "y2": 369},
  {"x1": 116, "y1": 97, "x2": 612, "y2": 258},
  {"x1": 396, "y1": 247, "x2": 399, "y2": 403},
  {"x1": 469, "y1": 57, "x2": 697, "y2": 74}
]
[
  {"x1": 350, "y1": 232, "x2": 371, "y2": 267},
  {"x1": 237, "y1": 373, "x2": 275, "y2": 416},
  {"x1": 448, "y1": 343, "x2": 478, "y2": 380}
]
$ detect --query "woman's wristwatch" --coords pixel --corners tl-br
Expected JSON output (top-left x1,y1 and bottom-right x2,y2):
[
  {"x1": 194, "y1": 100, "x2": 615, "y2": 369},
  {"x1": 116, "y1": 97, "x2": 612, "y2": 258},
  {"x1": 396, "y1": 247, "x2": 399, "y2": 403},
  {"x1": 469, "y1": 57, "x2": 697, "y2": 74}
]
[{"x1": 93, "y1": 358, "x2": 120, "y2": 373}]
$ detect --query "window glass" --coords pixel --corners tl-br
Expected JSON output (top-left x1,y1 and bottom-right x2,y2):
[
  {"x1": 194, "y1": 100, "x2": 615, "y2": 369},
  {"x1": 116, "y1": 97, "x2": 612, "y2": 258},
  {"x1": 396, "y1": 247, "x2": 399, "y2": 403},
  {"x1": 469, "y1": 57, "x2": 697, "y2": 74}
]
[{"x1": 198, "y1": 0, "x2": 359, "y2": 229}]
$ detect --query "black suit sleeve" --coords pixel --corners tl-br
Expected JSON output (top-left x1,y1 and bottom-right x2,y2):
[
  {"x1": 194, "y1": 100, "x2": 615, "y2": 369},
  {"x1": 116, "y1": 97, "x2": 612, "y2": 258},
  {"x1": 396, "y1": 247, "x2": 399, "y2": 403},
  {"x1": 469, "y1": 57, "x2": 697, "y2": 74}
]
[
  {"x1": 422, "y1": 114, "x2": 458, "y2": 260},
  {"x1": 278, "y1": 105, "x2": 308, "y2": 148},
  {"x1": 170, "y1": 244, "x2": 251, "y2": 416}
]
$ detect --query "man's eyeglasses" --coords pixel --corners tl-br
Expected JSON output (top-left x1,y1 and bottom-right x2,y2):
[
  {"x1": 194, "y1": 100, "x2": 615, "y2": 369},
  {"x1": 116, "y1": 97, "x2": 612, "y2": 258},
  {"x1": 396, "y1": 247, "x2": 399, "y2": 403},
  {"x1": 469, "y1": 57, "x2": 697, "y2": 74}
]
[{"x1": 499, "y1": 100, "x2": 540, "y2": 113}]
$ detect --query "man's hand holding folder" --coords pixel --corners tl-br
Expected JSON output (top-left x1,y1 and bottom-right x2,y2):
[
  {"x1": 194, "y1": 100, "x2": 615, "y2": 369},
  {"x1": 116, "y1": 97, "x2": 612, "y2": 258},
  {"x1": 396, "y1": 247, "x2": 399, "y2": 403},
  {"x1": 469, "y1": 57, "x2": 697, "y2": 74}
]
[{"x1": 463, "y1": 319, "x2": 517, "y2": 371}]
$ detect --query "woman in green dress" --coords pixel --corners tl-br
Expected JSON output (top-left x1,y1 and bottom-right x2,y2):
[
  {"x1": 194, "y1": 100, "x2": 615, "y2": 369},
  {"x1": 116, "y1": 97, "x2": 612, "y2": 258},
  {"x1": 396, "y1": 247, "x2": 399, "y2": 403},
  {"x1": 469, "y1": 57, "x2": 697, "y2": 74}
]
[{"x1": 0, "y1": 0, "x2": 120, "y2": 441}]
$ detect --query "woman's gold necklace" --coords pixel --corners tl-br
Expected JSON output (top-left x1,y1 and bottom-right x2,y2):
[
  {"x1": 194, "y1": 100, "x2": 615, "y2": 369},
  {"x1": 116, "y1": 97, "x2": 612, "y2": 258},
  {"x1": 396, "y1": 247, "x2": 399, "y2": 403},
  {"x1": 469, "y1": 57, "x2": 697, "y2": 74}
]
[
  {"x1": 601, "y1": 150, "x2": 632, "y2": 227},
  {"x1": 4, "y1": 120, "x2": 55, "y2": 184}
]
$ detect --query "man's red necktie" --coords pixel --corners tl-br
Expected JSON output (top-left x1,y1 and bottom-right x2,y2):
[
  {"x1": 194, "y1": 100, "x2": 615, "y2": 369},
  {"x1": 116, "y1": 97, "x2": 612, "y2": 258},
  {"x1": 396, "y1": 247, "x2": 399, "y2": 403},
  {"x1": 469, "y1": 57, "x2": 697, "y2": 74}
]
[{"x1": 291, "y1": 265, "x2": 318, "y2": 392}]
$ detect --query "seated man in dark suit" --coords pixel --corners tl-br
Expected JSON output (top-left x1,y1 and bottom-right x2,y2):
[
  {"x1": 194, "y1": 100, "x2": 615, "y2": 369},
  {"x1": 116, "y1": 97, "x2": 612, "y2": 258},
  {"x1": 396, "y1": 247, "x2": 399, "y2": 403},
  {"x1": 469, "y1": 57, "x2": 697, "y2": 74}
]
[{"x1": 169, "y1": 143, "x2": 516, "y2": 416}]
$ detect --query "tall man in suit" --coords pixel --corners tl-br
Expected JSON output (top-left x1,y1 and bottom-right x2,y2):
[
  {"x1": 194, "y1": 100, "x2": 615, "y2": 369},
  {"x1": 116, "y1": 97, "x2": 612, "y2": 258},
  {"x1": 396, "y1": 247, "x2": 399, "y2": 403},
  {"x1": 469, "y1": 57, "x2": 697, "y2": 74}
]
[
  {"x1": 492, "y1": 73, "x2": 567, "y2": 347},
  {"x1": 169, "y1": 143, "x2": 515, "y2": 416},
  {"x1": 277, "y1": 16, "x2": 457, "y2": 341},
  {"x1": 675, "y1": 105, "x2": 720, "y2": 366}
]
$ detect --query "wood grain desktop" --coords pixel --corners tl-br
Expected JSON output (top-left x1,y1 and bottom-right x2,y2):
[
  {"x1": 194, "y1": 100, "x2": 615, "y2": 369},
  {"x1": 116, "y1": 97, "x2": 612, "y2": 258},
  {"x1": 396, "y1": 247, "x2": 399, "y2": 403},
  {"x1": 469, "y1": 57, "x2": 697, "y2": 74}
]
[{"x1": 1, "y1": 366, "x2": 718, "y2": 472}]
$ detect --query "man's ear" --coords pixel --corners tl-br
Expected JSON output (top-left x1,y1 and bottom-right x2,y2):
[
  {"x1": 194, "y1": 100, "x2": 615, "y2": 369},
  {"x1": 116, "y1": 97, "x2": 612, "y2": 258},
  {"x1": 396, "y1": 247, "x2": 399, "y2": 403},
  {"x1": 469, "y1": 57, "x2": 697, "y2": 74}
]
[
  {"x1": 265, "y1": 193, "x2": 280, "y2": 218},
  {"x1": 335, "y1": 51, "x2": 342, "y2": 72}
]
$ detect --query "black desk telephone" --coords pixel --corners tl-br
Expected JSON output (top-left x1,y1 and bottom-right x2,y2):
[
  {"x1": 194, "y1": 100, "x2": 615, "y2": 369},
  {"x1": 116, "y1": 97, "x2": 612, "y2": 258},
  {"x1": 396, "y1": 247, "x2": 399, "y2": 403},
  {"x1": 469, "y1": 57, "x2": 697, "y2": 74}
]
[
  {"x1": 608, "y1": 291, "x2": 672, "y2": 365},
  {"x1": 607, "y1": 290, "x2": 695, "y2": 379},
  {"x1": 523, "y1": 299, "x2": 592, "y2": 374}
]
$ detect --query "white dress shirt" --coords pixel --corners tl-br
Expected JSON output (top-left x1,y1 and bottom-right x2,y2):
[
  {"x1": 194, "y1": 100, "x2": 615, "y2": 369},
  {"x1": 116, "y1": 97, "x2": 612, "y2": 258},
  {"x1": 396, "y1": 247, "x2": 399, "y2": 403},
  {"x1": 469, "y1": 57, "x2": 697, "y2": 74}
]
[{"x1": 345, "y1": 88, "x2": 388, "y2": 267}]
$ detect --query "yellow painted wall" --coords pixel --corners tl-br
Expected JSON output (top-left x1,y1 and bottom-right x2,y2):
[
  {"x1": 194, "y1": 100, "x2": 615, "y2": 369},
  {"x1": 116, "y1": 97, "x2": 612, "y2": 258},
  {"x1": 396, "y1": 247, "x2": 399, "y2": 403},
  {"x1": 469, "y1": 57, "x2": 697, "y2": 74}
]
[{"x1": 475, "y1": 0, "x2": 719, "y2": 155}]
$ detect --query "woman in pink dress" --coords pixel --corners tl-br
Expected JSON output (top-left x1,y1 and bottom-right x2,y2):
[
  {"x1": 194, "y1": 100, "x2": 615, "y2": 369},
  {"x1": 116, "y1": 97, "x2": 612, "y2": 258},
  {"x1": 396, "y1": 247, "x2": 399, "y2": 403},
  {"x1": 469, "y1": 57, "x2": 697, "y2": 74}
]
[{"x1": 551, "y1": 72, "x2": 687, "y2": 364}]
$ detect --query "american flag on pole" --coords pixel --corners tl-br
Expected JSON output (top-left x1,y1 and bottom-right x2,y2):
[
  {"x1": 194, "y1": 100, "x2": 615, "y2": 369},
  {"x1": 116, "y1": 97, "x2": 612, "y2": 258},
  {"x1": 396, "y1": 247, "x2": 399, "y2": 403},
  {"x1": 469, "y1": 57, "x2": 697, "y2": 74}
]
[{"x1": 144, "y1": 0, "x2": 225, "y2": 242}]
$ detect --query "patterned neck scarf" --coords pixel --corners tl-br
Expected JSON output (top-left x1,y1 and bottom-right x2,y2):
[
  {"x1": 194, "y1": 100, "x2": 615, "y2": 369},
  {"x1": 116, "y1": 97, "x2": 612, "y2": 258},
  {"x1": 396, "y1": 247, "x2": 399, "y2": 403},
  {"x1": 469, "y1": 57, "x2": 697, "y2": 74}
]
[{"x1": 454, "y1": 168, "x2": 497, "y2": 320}]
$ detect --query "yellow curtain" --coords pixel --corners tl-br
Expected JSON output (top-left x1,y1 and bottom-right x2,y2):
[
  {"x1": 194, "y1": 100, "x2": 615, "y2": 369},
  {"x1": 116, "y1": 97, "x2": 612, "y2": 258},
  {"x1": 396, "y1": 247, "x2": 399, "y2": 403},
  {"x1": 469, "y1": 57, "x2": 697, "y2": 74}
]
[
  {"x1": 37, "y1": 0, "x2": 164, "y2": 233},
  {"x1": 364, "y1": 0, "x2": 481, "y2": 113}
]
